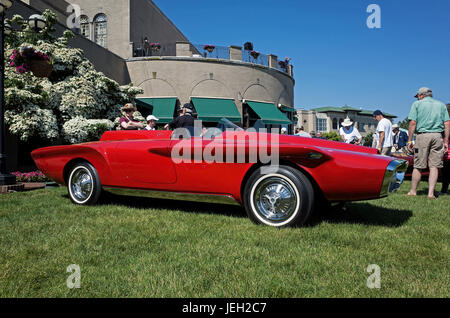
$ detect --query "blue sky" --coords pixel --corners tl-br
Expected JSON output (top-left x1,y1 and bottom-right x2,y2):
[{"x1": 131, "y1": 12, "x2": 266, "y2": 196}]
[{"x1": 153, "y1": 0, "x2": 450, "y2": 122}]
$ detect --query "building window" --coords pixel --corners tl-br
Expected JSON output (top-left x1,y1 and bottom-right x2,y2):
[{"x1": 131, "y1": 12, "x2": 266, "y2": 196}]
[
  {"x1": 94, "y1": 14, "x2": 107, "y2": 48},
  {"x1": 80, "y1": 15, "x2": 89, "y2": 39},
  {"x1": 316, "y1": 118, "x2": 327, "y2": 132},
  {"x1": 332, "y1": 118, "x2": 338, "y2": 130}
]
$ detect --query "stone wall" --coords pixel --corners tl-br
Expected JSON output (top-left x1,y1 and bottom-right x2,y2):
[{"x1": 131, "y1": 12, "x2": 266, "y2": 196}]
[{"x1": 126, "y1": 57, "x2": 295, "y2": 119}]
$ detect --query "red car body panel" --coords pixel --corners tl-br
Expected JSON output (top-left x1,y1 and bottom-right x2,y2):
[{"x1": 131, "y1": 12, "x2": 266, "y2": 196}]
[{"x1": 31, "y1": 130, "x2": 397, "y2": 204}]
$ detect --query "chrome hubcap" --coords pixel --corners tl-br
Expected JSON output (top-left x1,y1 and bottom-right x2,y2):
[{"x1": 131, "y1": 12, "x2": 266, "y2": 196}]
[
  {"x1": 253, "y1": 176, "x2": 298, "y2": 223},
  {"x1": 70, "y1": 168, "x2": 93, "y2": 203}
]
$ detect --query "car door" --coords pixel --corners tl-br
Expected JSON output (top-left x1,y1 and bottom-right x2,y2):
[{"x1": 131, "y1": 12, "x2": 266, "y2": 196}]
[{"x1": 111, "y1": 139, "x2": 177, "y2": 186}]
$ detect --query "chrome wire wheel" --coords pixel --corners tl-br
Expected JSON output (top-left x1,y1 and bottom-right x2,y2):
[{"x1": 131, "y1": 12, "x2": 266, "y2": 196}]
[
  {"x1": 250, "y1": 174, "x2": 300, "y2": 226},
  {"x1": 69, "y1": 166, "x2": 94, "y2": 204}
]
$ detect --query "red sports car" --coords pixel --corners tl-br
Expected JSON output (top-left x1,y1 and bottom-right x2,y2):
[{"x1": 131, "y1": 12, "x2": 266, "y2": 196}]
[{"x1": 31, "y1": 121, "x2": 408, "y2": 228}]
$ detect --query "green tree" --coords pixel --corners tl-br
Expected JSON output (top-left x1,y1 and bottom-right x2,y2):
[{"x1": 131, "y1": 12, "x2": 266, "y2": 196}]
[
  {"x1": 321, "y1": 131, "x2": 340, "y2": 141},
  {"x1": 4, "y1": 10, "x2": 143, "y2": 144},
  {"x1": 398, "y1": 117, "x2": 410, "y2": 130}
]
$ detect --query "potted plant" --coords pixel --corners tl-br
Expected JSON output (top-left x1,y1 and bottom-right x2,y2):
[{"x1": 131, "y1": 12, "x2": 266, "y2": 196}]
[
  {"x1": 203, "y1": 44, "x2": 215, "y2": 53},
  {"x1": 9, "y1": 46, "x2": 53, "y2": 78},
  {"x1": 250, "y1": 50, "x2": 260, "y2": 60},
  {"x1": 150, "y1": 42, "x2": 161, "y2": 51}
]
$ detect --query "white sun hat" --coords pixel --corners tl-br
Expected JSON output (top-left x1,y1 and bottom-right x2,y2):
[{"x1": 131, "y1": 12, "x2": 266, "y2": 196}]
[
  {"x1": 341, "y1": 117, "x2": 353, "y2": 127},
  {"x1": 146, "y1": 115, "x2": 159, "y2": 122}
]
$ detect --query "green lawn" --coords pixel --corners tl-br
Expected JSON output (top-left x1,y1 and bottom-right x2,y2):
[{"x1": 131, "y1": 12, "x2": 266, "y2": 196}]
[{"x1": 0, "y1": 181, "x2": 449, "y2": 298}]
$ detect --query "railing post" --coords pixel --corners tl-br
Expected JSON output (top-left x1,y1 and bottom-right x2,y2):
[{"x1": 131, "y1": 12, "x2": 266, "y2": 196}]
[
  {"x1": 288, "y1": 64, "x2": 294, "y2": 77},
  {"x1": 176, "y1": 41, "x2": 193, "y2": 57},
  {"x1": 229, "y1": 45, "x2": 242, "y2": 61},
  {"x1": 268, "y1": 54, "x2": 278, "y2": 69}
]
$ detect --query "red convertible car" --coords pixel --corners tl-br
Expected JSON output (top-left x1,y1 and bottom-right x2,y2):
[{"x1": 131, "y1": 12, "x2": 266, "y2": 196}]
[{"x1": 31, "y1": 121, "x2": 408, "y2": 227}]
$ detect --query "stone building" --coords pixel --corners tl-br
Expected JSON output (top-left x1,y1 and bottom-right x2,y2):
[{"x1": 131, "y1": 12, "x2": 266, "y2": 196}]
[
  {"x1": 15, "y1": 0, "x2": 295, "y2": 130},
  {"x1": 295, "y1": 106, "x2": 397, "y2": 137}
]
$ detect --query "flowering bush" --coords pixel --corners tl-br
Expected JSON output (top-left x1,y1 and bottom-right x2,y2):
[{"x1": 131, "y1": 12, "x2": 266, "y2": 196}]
[
  {"x1": 150, "y1": 43, "x2": 161, "y2": 50},
  {"x1": 12, "y1": 171, "x2": 51, "y2": 183},
  {"x1": 9, "y1": 46, "x2": 52, "y2": 74},
  {"x1": 4, "y1": 10, "x2": 143, "y2": 143}
]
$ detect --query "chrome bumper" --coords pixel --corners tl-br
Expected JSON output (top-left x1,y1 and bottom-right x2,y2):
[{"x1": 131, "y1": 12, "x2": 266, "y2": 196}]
[{"x1": 380, "y1": 160, "x2": 409, "y2": 197}]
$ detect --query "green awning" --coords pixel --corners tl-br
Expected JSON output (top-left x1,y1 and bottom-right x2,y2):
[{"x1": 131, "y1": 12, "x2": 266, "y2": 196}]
[
  {"x1": 135, "y1": 98, "x2": 177, "y2": 123},
  {"x1": 246, "y1": 101, "x2": 292, "y2": 125},
  {"x1": 191, "y1": 97, "x2": 242, "y2": 123},
  {"x1": 281, "y1": 105, "x2": 296, "y2": 113}
]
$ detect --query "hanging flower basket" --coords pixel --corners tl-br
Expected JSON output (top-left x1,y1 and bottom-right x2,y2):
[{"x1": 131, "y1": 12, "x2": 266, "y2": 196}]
[
  {"x1": 250, "y1": 51, "x2": 260, "y2": 59},
  {"x1": 150, "y1": 42, "x2": 161, "y2": 51},
  {"x1": 9, "y1": 46, "x2": 53, "y2": 77},
  {"x1": 30, "y1": 58, "x2": 53, "y2": 78},
  {"x1": 203, "y1": 44, "x2": 215, "y2": 53}
]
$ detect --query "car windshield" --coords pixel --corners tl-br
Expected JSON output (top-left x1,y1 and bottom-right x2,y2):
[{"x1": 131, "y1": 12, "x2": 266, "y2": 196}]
[{"x1": 216, "y1": 118, "x2": 244, "y2": 132}]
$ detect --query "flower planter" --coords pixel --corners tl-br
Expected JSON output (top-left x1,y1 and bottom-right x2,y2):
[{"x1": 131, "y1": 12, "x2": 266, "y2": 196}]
[
  {"x1": 250, "y1": 51, "x2": 260, "y2": 60},
  {"x1": 30, "y1": 58, "x2": 53, "y2": 78}
]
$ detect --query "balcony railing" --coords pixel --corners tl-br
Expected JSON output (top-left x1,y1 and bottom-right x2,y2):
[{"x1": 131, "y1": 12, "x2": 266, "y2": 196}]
[{"x1": 131, "y1": 42, "x2": 292, "y2": 76}]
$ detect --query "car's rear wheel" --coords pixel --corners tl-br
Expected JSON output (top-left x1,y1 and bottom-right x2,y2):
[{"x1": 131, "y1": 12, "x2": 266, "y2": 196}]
[
  {"x1": 67, "y1": 162, "x2": 102, "y2": 205},
  {"x1": 243, "y1": 166, "x2": 314, "y2": 227}
]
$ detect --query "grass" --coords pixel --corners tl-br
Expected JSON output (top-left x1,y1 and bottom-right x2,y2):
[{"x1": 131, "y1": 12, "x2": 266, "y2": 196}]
[{"x1": 0, "y1": 181, "x2": 449, "y2": 298}]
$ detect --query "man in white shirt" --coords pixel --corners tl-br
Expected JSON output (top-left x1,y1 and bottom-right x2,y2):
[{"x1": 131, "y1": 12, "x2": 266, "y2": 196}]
[{"x1": 373, "y1": 110, "x2": 393, "y2": 155}]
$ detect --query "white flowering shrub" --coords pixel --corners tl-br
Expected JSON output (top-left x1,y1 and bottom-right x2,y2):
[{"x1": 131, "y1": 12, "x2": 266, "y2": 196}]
[
  {"x1": 4, "y1": 10, "x2": 143, "y2": 143},
  {"x1": 62, "y1": 117, "x2": 114, "y2": 144}
]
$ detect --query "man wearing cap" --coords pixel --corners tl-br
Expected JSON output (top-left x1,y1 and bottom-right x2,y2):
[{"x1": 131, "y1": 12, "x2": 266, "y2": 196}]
[
  {"x1": 145, "y1": 115, "x2": 159, "y2": 131},
  {"x1": 392, "y1": 124, "x2": 408, "y2": 153},
  {"x1": 165, "y1": 103, "x2": 195, "y2": 131},
  {"x1": 407, "y1": 87, "x2": 450, "y2": 199},
  {"x1": 373, "y1": 110, "x2": 393, "y2": 155}
]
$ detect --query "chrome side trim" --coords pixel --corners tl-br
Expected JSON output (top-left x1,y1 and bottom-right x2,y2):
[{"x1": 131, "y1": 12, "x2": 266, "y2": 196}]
[
  {"x1": 103, "y1": 187, "x2": 241, "y2": 206},
  {"x1": 380, "y1": 160, "x2": 409, "y2": 197}
]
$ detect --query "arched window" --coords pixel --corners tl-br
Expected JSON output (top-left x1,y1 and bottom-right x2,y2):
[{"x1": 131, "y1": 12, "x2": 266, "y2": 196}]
[
  {"x1": 80, "y1": 15, "x2": 89, "y2": 39},
  {"x1": 332, "y1": 118, "x2": 338, "y2": 130},
  {"x1": 94, "y1": 14, "x2": 107, "y2": 48}
]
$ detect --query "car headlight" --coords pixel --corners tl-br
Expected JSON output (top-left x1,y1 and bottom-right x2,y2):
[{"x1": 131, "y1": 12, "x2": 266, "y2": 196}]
[{"x1": 380, "y1": 160, "x2": 409, "y2": 197}]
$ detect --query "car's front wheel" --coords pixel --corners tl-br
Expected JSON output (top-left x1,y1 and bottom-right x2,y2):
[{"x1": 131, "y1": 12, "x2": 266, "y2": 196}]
[
  {"x1": 243, "y1": 166, "x2": 314, "y2": 227},
  {"x1": 67, "y1": 162, "x2": 102, "y2": 205}
]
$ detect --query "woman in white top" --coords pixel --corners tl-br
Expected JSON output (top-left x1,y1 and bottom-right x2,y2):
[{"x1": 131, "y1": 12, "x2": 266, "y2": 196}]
[{"x1": 339, "y1": 117, "x2": 362, "y2": 145}]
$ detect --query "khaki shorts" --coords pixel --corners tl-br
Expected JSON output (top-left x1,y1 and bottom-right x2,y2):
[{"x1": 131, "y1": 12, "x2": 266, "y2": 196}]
[
  {"x1": 414, "y1": 133, "x2": 444, "y2": 169},
  {"x1": 381, "y1": 147, "x2": 392, "y2": 156}
]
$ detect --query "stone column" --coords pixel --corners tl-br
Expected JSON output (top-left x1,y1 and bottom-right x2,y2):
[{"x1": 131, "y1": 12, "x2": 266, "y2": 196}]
[
  {"x1": 268, "y1": 54, "x2": 278, "y2": 69},
  {"x1": 229, "y1": 45, "x2": 242, "y2": 61},
  {"x1": 176, "y1": 41, "x2": 192, "y2": 57}
]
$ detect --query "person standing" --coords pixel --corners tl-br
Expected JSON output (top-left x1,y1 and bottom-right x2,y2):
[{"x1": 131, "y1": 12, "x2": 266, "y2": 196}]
[
  {"x1": 407, "y1": 87, "x2": 450, "y2": 199},
  {"x1": 294, "y1": 126, "x2": 311, "y2": 138},
  {"x1": 165, "y1": 103, "x2": 195, "y2": 130},
  {"x1": 392, "y1": 124, "x2": 409, "y2": 153},
  {"x1": 439, "y1": 104, "x2": 450, "y2": 195},
  {"x1": 339, "y1": 117, "x2": 362, "y2": 145},
  {"x1": 373, "y1": 110, "x2": 393, "y2": 155},
  {"x1": 145, "y1": 115, "x2": 159, "y2": 131}
]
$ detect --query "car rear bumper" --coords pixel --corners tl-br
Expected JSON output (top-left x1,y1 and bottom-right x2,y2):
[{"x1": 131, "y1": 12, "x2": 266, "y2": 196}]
[{"x1": 380, "y1": 159, "x2": 409, "y2": 197}]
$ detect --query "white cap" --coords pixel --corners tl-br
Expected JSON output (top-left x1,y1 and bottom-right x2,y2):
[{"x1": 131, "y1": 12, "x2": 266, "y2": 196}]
[{"x1": 146, "y1": 115, "x2": 159, "y2": 122}]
